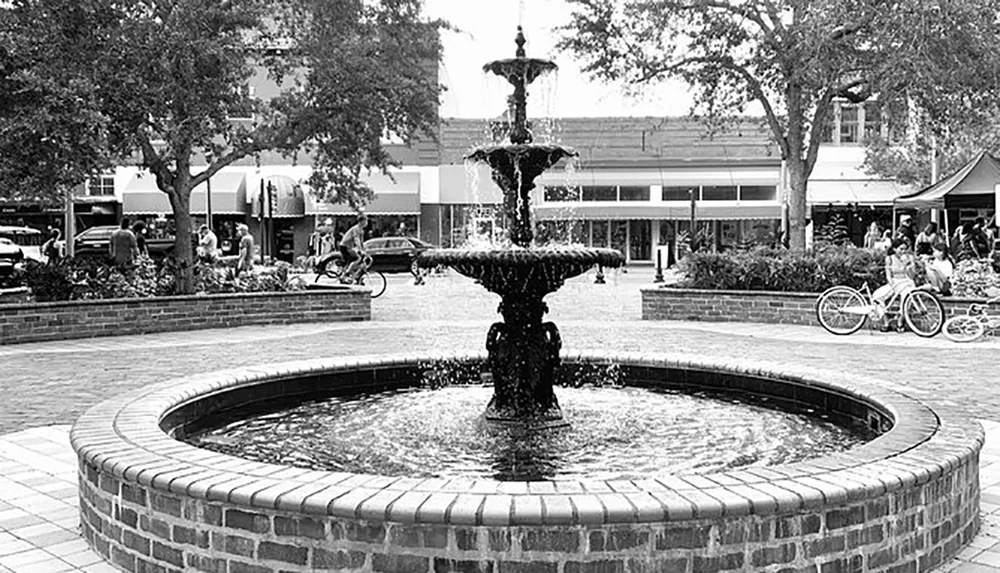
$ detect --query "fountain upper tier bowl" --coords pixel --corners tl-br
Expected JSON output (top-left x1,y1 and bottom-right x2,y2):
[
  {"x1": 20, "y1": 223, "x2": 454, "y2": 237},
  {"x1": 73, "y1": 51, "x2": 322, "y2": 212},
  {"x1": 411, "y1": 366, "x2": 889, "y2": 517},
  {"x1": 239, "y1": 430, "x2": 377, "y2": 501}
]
[
  {"x1": 418, "y1": 247, "x2": 624, "y2": 295},
  {"x1": 483, "y1": 57, "x2": 557, "y2": 85}
]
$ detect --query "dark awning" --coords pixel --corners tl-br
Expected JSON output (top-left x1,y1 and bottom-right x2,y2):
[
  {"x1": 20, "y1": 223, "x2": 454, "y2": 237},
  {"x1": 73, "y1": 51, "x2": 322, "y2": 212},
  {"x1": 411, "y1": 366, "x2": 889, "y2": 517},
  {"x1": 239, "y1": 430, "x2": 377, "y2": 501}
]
[
  {"x1": 122, "y1": 172, "x2": 248, "y2": 215},
  {"x1": 895, "y1": 151, "x2": 1000, "y2": 209},
  {"x1": 250, "y1": 175, "x2": 307, "y2": 218}
]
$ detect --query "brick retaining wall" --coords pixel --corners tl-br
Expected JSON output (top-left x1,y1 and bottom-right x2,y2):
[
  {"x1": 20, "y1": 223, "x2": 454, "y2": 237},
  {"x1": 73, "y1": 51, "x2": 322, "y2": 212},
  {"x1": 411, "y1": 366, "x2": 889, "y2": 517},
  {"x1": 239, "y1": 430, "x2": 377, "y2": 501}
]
[
  {"x1": 642, "y1": 287, "x2": 986, "y2": 326},
  {"x1": 0, "y1": 288, "x2": 370, "y2": 345}
]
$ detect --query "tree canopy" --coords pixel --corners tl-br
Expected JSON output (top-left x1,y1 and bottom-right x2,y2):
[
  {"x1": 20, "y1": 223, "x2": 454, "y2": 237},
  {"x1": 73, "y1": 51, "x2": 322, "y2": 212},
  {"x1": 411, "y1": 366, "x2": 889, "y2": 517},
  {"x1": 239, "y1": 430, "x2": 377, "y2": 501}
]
[
  {"x1": 559, "y1": 0, "x2": 1000, "y2": 249},
  {"x1": 0, "y1": 0, "x2": 444, "y2": 290}
]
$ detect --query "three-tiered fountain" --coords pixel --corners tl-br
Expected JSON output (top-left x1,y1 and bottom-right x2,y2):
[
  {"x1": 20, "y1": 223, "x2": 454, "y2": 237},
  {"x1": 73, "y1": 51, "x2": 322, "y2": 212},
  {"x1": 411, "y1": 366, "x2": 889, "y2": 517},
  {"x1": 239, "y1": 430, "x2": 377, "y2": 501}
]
[{"x1": 419, "y1": 27, "x2": 624, "y2": 429}]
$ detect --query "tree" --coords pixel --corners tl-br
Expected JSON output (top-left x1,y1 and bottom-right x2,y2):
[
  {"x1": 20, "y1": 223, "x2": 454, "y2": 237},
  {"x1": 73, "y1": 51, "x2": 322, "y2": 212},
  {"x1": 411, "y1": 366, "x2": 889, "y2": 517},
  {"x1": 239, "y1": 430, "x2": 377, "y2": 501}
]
[
  {"x1": 1, "y1": 0, "x2": 443, "y2": 292},
  {"x1": 559, "y1": 0, "x2": 1000, "y2": 250},
  {"x1": 0, "y1": 0, "x2": 115, "y2": 202}
]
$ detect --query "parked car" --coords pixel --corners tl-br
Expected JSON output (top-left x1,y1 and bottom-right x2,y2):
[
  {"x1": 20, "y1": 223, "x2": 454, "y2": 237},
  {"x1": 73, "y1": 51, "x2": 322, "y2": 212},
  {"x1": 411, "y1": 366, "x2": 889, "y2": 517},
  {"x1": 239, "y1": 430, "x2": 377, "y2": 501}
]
[
  {"x1": 0, "y1": 225, "x2": 44, "y2": 262},
  {"x1": 319, "y1": 236, "x2": 436, "y2": 274},
  {"x1": 73, "y1": 226, "x2": 181, "y2": 260},
  {"x1": 0, "y1": 238, "x2": 25, "y2": 286}
]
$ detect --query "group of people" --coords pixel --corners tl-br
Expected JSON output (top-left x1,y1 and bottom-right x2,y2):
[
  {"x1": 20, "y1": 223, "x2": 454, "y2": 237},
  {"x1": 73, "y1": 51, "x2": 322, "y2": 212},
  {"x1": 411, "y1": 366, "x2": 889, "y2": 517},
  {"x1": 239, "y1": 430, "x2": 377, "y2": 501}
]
[
  {"x1": 863, "y1": 214, "x2": 998, "y2": 330},
  {"x1": 198, "y1": 223, "x2": 255, "y2": 275}
]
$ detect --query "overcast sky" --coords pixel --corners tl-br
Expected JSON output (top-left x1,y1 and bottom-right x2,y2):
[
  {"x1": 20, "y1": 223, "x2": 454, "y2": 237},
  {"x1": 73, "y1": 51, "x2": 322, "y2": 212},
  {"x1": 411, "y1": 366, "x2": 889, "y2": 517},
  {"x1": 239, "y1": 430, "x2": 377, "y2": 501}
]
[{"x1": 424, "y1": 0, "x2": 693, "y2": 119}]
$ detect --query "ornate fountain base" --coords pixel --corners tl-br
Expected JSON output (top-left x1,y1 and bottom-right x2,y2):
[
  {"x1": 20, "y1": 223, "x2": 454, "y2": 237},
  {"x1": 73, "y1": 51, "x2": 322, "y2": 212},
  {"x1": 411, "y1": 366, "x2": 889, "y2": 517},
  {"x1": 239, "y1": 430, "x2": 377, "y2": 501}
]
[{"x1": 484, "y1": 295, "x2": 568, "y2": 429}]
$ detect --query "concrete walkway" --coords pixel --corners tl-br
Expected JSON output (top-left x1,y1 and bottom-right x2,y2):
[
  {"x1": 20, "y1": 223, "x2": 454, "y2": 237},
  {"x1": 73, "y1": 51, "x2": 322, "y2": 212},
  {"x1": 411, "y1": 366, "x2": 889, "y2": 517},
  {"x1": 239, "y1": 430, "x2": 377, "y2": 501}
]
[{"x1": 1, "y1": 268, "x2": 998, "y2": 571}]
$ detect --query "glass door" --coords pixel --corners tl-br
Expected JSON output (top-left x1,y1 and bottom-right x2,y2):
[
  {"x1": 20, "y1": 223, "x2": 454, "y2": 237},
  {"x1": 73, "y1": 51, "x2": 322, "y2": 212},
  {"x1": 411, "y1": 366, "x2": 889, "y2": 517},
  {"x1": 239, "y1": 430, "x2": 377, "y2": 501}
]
[
  {"x1": 628, "y1": 220, "x2": 651, "y2": 261},
  {"x1": 611, "y1": 221, "x2": 628, "y2": 259}
]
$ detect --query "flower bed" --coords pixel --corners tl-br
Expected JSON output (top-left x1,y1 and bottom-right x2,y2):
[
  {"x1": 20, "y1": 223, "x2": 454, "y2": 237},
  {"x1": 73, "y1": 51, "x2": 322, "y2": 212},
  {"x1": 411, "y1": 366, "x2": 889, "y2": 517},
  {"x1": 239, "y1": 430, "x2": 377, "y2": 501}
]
[{"x1": 0, "y1": 287, "x2": 370, "y2": 345}]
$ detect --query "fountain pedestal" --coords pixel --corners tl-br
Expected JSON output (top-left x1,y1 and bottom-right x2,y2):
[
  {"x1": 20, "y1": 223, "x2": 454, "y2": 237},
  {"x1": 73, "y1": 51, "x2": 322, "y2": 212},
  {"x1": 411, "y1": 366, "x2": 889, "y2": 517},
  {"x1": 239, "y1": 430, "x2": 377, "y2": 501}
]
[{"x1": 484, "y1": 296, "x2": 564, "y2": 427}]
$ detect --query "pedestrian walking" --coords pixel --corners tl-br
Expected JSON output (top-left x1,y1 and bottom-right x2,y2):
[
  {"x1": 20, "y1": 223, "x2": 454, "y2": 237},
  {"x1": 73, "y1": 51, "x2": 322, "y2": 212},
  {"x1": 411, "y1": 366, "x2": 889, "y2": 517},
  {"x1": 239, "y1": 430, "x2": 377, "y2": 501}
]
[
  {"x1": 236, "y1": 224, "x2": 254, "y2": 276},
  {"x1": 109, "y1": 218, "x2": 139, "y2": 268}
]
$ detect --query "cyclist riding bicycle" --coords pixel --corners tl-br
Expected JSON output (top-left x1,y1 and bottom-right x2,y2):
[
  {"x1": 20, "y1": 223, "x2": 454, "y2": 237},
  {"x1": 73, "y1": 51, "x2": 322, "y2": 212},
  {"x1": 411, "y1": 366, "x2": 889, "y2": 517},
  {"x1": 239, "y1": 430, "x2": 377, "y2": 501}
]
[{"x1": 337, "y1": 213, "x2": 368, "y2": 284}]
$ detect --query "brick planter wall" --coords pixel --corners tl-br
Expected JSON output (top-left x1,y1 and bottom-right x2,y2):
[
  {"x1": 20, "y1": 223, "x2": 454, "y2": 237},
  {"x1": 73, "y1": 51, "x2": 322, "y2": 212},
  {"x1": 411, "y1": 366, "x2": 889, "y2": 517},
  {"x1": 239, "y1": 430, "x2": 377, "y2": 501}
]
[
  {"x1": 0, "y1": 287, "x2": 369, "y2": 345},
  {"x1": 642, "y1": 287, "x2": 987, "y2": 326},
  {"x1": 71, "y1": 353, "x2": 983, "y2": 573}
]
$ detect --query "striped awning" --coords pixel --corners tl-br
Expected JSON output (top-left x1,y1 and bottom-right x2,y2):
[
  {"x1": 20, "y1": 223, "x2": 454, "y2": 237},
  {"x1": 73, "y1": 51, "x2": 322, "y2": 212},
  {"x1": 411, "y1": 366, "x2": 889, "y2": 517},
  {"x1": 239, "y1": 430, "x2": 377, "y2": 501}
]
[
  {"x1": 534, "y1": 203, "x2": 781, "y2": 221},
  {"x1": 122, "y1": 172, "x2": 248, "y2": 215}
]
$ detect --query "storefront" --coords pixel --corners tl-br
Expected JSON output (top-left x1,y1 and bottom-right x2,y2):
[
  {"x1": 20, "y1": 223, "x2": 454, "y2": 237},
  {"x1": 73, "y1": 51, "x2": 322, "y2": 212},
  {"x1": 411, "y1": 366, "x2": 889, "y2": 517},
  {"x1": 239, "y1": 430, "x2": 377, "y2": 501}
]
[
  {"x1": 807, "y1": 180, "x2": 909, "y2": 246},
  {"x1": 122, "y1": 171, "x2": 247, "y2": 256},
  {"x1": 308, "y1": 171, "x2": 422, "y2": 247},
  {"x1": 250, "y1": 175, "x2": 307, "y2": 263}
]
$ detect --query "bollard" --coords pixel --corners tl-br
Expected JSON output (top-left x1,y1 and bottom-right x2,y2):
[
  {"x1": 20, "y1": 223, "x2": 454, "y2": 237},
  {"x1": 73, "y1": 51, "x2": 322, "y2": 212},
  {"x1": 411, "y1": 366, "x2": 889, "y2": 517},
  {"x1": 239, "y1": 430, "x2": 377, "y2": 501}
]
[
  {"x1": 594, "y1": 265, "x2": 606, "y2": 284},
  {"x1": 653, "y1": 249, "x2": 664, "y2": 283}
]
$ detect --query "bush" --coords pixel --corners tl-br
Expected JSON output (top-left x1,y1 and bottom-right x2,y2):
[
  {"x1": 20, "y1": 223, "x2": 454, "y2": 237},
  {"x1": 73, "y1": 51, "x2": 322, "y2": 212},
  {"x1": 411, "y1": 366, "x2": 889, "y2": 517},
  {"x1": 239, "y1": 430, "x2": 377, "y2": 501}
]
[
  {"x1": 677, "y1": 246, "x2": 886, "y2": 293},
  {"x1": 22, "y1": 256, "x2": 299, "y2": 302}
]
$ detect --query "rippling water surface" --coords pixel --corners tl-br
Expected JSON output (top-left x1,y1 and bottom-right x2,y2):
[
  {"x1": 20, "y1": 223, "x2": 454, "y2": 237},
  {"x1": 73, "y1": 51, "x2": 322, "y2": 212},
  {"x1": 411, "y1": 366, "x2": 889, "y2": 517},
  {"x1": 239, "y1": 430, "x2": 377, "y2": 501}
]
[{"x1": 188, "y1": 385, "x2": 874, "y2": 481}]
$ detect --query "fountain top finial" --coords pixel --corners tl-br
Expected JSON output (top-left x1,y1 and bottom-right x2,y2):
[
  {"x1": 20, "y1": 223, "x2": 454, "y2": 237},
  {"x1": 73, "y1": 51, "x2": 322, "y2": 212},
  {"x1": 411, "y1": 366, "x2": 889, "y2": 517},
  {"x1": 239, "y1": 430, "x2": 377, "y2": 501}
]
[{"x1": 515, "y1": 26, "x2": 526, "y2": 58}]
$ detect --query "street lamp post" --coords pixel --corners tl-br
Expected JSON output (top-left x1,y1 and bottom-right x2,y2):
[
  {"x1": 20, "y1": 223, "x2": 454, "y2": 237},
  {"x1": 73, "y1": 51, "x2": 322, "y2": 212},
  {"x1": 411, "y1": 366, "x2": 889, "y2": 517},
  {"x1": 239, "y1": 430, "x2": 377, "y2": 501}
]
[{"x1": 205, "y1": 152, "x2": 213, "y2": 231}]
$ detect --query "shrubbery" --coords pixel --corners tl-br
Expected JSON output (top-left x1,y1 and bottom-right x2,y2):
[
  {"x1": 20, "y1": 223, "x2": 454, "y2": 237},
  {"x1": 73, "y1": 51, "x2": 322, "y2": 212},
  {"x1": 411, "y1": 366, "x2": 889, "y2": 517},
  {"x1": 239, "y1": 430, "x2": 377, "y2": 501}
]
[
  {"x1": 676, "y1": 246, "x2": 887, "y2": 293},
  {"x1": 22, "y1": 257, "x2": 300, "y2": 302}
]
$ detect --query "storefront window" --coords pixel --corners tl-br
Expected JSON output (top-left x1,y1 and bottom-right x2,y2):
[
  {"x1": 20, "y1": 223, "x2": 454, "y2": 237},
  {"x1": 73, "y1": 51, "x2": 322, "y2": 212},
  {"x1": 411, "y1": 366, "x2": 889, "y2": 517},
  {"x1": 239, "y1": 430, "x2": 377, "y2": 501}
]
[
  {"x1": 610, "y1": 220, "x2": 628, "y2": 255},
  {"x1": 662, "y1": 187, "x2": 696, "y2": 201},
  {"x1": 619, "y1": 186, "x2": 650, "y2": 201},
  {"x1": 739, "y1": 185, "x2": 777, "y2": 201},
  {"x1": 702, "y1": 186, "x2": 737, "y2": 201},
  {"x1": 581, "y1": 186, "x2": 617, "y2": 201},
  {"x1": 544, "y1": 186, "x2": 581, "y2": 202}
]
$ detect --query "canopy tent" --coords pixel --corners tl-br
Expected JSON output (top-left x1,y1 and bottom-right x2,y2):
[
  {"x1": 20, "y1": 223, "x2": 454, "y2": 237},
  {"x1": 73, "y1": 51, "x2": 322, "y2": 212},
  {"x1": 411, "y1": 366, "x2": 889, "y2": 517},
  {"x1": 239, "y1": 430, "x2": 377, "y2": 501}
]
[{"x1": 894, "y1": 151, "x2": 1000, "y2": 209}]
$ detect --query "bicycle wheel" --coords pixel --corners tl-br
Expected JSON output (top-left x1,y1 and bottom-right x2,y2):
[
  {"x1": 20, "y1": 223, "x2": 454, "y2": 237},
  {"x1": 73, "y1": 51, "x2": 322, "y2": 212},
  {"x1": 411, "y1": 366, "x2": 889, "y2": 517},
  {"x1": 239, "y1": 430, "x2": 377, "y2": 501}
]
[
  {"x1": 815, "y1": 286, "x2": 868, "y2": 335},
  {"x1": 942, "y1": 315, "x2": 984, "y2": 342},
  {"x1": 358, "y1": 270, "x2": 387, "y2": 298},
  {"x1": 902, "y1": 290, "x2": 944, "y2": 337},
  {"x1": 315, "y1": 259, "x2": 344, "y2": 283}
]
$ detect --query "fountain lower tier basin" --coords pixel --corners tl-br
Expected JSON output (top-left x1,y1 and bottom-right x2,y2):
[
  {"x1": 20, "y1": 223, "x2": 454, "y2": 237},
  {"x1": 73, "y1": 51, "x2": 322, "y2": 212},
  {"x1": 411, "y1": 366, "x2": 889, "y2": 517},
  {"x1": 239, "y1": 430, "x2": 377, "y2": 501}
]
[
  {"x1": 71, "y1": 353, "x2": 982, "y2": 573},
  {"x1": 418, "y1": 248, "x2": 624, "y2": 294}
]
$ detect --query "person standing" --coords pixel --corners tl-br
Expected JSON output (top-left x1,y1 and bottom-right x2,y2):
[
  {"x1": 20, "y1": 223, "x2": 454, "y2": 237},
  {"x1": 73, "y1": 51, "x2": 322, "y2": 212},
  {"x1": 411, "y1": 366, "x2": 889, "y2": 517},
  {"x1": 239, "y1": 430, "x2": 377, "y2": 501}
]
[
  {"x1": 132, "y1": 220, "x2": 148, "y2": 257},
  {"x1": 236, "y1": 224, "x2": 254, "y2": 275},
  {"x1": 109, "y1": 218, "x2": 139, "y2": 268},
  {"x1": 42, "y1": 229, "x2": 62, "y2": 265},
  {"x1": 863, "y1": 222, "x2": 881, "y2": 250},
  {"x1": 895, "y1": 215, "x2": 915, "y2": 248},
  {"x1": 197, "y1": 224, "x2": 218, "y2": 263}
]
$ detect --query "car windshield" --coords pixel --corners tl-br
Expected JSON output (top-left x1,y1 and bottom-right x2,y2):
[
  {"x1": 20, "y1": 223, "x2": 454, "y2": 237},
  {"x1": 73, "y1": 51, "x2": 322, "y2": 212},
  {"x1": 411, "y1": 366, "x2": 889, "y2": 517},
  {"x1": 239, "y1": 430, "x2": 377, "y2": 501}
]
[
  {"x1": 0, "y1": 228, "x2": 44, "y2": 247},
  {"x1": 409, "y1": 238, "x2": 433, "y2": 248},
  {"x1": 79, "y1": 227, "x2": 116, "y2": 240}
]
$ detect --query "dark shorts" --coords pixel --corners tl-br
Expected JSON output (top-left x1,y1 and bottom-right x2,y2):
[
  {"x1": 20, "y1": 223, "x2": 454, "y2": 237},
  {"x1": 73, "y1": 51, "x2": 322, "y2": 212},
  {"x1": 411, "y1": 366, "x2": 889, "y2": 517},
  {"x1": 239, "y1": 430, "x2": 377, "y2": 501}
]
[{"x1": 339, "y1": 245, "x2": 359, "y2": 264}]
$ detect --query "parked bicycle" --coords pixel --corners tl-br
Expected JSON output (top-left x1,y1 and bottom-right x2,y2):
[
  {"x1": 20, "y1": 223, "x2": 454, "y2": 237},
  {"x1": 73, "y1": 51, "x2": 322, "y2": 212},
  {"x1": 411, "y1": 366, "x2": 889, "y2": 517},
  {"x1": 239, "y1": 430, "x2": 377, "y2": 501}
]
[
  {"x1": 314, "y1": 252, "x2": 387, "y2": 298},
  {"x1": 815, "y1": 281, "x2": 944, "y2": 337},
  {"x1": 942, "y1": 295, "x2": 1000, "y2": 342}
]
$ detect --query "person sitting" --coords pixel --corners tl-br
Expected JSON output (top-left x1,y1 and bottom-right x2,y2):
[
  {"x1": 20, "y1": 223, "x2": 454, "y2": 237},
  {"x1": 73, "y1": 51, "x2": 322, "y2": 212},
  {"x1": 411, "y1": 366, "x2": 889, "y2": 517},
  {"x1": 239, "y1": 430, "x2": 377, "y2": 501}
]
[
  {"x1": 925, "y1": 242, "x2": 954, "y2": 296},
  {"x1": 872, "y1": 238, "x2": 918, "y2": 331},
  {"x1": 914, "y1": 222, "x2": 938, "y2": 257},
  {"x1": 338, "y1": 214, "x2": 368, "y2": 283}
]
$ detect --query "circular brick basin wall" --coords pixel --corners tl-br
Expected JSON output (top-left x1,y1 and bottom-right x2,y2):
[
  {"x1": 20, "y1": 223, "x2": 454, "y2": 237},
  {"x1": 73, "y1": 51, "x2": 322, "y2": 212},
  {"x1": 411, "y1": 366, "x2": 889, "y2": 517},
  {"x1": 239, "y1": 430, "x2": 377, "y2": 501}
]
[{"x1": 70, "y1": 352, "x2": 982, "y2": 573}]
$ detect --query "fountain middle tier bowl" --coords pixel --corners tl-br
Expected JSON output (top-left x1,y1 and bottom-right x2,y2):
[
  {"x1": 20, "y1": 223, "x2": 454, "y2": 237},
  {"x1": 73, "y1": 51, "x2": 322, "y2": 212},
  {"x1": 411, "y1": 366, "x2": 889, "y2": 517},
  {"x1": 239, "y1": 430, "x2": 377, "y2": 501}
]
[
  {"x1": 466, "y1": 143, "x2": 577, "y2": 178},
  {"x1": 418, "y1": 247, "x2": 624, "y2": 295},
  {"x1": 482, "y1": 57, "x2": 558, "y2": 84}
]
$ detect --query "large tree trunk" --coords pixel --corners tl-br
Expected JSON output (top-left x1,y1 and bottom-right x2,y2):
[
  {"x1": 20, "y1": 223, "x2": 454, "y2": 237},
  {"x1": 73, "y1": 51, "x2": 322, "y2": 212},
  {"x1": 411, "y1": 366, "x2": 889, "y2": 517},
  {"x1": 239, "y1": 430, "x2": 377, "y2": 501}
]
[
  {"x1": 168, "y1": 182, "x2": 195, "y2": 294},
  {"x1": 787, "y1": 159, "x2": 809, "y2": 251}
]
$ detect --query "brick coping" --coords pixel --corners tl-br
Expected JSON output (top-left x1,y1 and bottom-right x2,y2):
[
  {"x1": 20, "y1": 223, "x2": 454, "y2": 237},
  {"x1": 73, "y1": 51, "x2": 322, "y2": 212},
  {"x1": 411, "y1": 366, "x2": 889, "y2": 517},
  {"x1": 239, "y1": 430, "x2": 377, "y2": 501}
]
[
  {"x1": 0, "y1": 286, "x2": 354, "y2": 311},
  {"x1": 642, "y1": 285, "x2": 993, "y2": 305},
  {"x1": 70, "y1": 352, "x2": 982, "y2": 527}
]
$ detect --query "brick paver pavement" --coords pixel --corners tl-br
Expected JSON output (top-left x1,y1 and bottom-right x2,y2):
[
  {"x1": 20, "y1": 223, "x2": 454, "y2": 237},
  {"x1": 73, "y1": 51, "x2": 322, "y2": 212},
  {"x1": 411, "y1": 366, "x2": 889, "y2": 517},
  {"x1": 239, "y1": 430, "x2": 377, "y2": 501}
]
[{"x1": 0, "y1": 266, "x2": 999, "y2": 571}]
